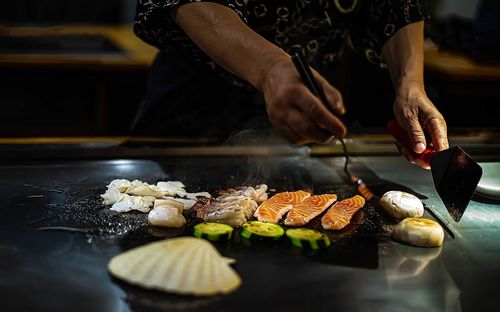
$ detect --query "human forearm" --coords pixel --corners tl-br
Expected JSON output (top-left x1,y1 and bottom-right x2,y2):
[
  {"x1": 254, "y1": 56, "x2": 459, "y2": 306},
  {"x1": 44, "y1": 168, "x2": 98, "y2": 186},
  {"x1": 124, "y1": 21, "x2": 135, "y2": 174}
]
[
  {"x1": 172, "y1": 2, "x2": 288, "y2": 91},
  {"x1": 381, "y1": 21, "x2": 448, "y2": 165},
  {"x1": 382, "y1": 21, "x2": 425, "y2": 90},
  {"x1": 172, "y1": 2, "x2": 346, "y2": 144}
]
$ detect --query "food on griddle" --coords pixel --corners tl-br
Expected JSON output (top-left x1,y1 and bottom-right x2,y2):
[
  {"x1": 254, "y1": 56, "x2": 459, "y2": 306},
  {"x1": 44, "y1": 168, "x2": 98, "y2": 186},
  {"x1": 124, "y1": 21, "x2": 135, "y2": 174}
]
[
  {"x1": 111, "y1": 194, "x2": 155, "y2": 213},
  {"x1": 148, "y1": 199, "x2": 187, "y2": 228},
  {"x1": 194, "y1": 222, "x2": 234, "y2": 241},
  {"x1": 195, "y1": 185, "x2": 267, "y2": 227},
  {"x1": 392, "y1": 218, "x2": 444, "y2": 247},
  {"x1": 156, "y1": 181, "x2": 187, "y2": 196},
  {"x1": 101, "y1": 185, "x2": 122, "y2": 205},
  {"x1": 108, "y1": 237, "x2": 241, "y2": 296},
  {"x1": 254, "y1": 190, "x2": 311, "y2": 223},
  {"x1": 219, "y1": 184, "x2": 269, "y2": 203},
  {"x1": 380, "y1": 191, "x2": 424, "y2": 220},
  {"x1": 107, "y1": 179, "x2": 135, "y2": 192},
  {"x1": 196, "y1": 197, "x2": 257, "y2": 227},
  {"x1": 285, "y1": 228, "x2": 331, "y2": 249},
  {"x1": 101, "y1": 179, "x2": 210, "y2": 214},
  {"x1": 126, "y1": 184, "x2": 166, "y2": 198},
  {"x1": 154, "y1": 197, "x2": 197, "y2": 210},
  {"x1": 321, "y1": 195, "x2": 365, "y2": 230},
  {"x1": 156, "y1": 181, "x2": 212, "y2": 199},
  {"x1": 284, "y1": 194, "x2": 337, "y2": 226},
  {"x1": 240, "y1": 221, "x2": 284, "y2": 240}
]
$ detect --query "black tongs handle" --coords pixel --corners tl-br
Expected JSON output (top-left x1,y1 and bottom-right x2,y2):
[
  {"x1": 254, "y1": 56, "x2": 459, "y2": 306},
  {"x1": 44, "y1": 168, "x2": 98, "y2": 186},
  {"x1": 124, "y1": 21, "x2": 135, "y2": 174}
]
[{"x1": 291, "y1": 53, "x2": 330, "y2": 105}]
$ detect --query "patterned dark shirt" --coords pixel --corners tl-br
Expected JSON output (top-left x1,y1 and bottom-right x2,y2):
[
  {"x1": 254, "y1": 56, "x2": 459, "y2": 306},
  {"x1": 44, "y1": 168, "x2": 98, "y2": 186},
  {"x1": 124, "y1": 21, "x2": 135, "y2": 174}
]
[{"x1": 134, "y1": 0, "x2": 427, "y2": 87}]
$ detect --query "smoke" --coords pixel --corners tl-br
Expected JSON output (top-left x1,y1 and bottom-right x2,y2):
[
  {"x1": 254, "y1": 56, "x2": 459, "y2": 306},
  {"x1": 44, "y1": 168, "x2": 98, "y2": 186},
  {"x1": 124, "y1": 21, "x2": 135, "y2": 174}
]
[{"x1": 222, "y1": 115, "x2": 313, "y2": 192}]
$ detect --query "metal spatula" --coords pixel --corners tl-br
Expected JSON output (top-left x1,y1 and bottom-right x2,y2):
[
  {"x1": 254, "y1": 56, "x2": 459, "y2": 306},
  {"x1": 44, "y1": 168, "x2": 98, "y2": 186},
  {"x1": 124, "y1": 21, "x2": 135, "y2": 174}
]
[{"x1": 387, "y1": 120, "x2": 483, "y2": 222}]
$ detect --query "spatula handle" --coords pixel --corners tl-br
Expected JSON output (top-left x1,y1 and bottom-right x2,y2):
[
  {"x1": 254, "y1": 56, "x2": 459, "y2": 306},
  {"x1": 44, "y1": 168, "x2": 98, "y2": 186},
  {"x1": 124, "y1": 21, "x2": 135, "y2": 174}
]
[{"x1": 387, "y1": 120, "x2": 436, "y2": 164}]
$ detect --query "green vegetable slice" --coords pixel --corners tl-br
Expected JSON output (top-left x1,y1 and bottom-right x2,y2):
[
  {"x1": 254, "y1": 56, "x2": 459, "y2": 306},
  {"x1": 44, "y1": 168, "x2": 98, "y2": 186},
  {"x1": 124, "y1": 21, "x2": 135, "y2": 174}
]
[
  {"x1": 240, "y1": 221, "x2": 284, "y2": 240},
  {"x1": 193, "y1": 222, "x2": 233, "y2": 242},
  {"x1": 285, "y1": 228, "x2": 331, "y2": 250}
]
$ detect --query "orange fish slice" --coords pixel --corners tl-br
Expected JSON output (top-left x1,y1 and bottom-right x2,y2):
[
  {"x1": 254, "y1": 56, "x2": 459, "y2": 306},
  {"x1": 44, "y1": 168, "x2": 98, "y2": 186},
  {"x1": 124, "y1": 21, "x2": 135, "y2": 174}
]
[
  {"x1": 321, "y1": 195, "x2": 365, "y2": 230},
  {"x1": 284, "y1": 194, "x2": 337, "y2": 226},
  {"x1": 254, "y1": 190, "x2": 311, "y2": 224}
]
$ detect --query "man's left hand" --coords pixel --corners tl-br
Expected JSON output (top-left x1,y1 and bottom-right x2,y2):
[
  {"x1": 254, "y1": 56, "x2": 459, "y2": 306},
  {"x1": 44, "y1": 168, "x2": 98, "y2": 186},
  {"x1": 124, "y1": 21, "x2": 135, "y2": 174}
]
[{"x1": 392, "y1": 81, "x2": 449, "y2": 169}]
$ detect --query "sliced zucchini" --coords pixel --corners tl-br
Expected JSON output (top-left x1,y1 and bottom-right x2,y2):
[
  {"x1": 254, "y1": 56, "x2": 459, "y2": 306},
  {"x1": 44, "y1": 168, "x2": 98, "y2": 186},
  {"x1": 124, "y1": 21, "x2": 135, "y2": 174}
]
[
  {"x1": 285, "y1": 228, "x2": 331, "y2": 250},
  {"x1": 240, "y1": 221, "x2": 284, "y2": 240},
  {"x1": 193, "y1": 222, "x2": 233, "y2": 242}
]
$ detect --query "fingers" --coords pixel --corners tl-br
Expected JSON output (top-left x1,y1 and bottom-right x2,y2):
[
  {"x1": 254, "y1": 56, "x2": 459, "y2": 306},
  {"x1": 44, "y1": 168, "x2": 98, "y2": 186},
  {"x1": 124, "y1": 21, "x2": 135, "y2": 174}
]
[
  {"x1": 403, "y1": 113, "x2": 427, "y2": 154},
  {"x1": 294, "y1": 86, "x2": 347, "y2": 138},
  {"x1": 287, "y1": 108, "x2": 335, "y2": 143},
  {"x1": 425, "y1": 116, "x2": 449, "y2": 152},
  {"x1": 314, "y1": 72, "x2": 345, "y2": 115},
  {"x1": 395, "y1": 142, "x2": 430, "y2": 170}
]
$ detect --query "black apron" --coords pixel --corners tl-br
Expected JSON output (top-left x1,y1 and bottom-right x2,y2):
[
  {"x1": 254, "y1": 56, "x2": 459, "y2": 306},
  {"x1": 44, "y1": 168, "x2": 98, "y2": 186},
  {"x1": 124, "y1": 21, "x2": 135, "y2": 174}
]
[{"x1": 130, "y1": 51, "x2": 269, "y2": 141}]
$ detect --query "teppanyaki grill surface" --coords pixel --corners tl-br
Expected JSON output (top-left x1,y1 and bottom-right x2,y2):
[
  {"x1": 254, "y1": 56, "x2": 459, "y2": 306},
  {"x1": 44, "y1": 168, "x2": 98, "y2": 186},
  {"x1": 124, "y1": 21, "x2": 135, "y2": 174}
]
[{"x1": 1, "y1": 156, "x2": 499, "y2": 312}]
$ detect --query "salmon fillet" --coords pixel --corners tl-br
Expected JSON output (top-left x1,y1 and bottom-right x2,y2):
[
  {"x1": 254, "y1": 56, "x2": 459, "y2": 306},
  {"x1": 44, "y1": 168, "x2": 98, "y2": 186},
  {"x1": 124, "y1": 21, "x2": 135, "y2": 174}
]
[
  {"x1": 321, "y1": 195, "x2": 365, "y2": 230},
  {"x1": 254, "y1": 190, "x2": 311, "y2": 223},
  {"x1": 284, "y1": 194, "x2": 337, "y2": 226}
]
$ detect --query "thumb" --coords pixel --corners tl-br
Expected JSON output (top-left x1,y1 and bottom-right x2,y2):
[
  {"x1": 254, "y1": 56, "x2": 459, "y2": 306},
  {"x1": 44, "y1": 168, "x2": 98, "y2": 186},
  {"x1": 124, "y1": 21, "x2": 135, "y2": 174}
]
[{"x1": 404, "y1": 116, "x2": 427, "y2": 154}]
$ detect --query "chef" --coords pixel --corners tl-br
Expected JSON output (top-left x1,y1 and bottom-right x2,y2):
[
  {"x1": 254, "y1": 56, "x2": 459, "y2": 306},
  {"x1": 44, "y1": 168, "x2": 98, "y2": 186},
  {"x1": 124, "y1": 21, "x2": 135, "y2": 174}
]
[{"x1": 130, "y1": 0, "x2": 448, "y2": 169}]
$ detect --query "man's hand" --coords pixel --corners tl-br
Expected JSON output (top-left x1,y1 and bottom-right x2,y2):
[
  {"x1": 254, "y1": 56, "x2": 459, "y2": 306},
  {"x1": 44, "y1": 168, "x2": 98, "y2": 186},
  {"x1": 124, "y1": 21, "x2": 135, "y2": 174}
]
[
  {"x1": 261, "y1": 57, "x2": 347, "y2": 145},
  {"x1": 173, "y1": 3, "x2": 345, "y2": 145},
  {"x1": 393, "y1": 81, "x2": 448, "y2": 169}
]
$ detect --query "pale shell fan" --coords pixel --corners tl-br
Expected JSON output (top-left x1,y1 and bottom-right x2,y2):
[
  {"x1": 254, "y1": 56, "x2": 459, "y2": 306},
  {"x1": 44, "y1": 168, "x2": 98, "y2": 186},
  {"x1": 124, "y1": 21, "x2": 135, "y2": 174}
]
[{"x1": 108, "y1": 237, "x2": 241, "y2": 296}]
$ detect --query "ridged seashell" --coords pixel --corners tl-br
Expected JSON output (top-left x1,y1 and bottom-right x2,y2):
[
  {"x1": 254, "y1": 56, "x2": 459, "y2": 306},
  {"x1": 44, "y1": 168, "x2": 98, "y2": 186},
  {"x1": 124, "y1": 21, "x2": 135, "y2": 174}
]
[{"x1": 108, "y1": 237, "x2": 241, "y2": 296}]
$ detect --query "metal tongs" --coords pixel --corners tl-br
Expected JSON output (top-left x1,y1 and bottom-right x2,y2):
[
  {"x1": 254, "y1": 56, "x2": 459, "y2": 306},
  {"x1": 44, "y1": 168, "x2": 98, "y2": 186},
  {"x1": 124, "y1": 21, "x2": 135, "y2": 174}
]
[{"x1": 291, "y1": 53, "x2": 375, "y2": 201}]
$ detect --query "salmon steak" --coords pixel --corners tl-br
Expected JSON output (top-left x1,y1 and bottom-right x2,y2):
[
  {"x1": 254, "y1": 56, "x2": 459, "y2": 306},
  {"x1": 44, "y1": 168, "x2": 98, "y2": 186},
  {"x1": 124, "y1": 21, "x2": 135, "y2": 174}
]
[
  {"x1": 284, "y1": 194, "x2": 337, "y2": 226},
  {"x1": 254, "y1": 190, "x2": 311, "y2": 223},
  {"x1": 321, "y1": 195, "x2": 365, "y2": 230}
]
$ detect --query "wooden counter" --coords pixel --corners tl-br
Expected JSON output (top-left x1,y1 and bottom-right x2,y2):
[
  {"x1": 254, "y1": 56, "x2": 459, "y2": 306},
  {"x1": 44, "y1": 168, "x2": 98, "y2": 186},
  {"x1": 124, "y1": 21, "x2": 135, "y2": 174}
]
[
  {"x1": 0, "y1": 24, "x2": 158, "y2": 70},
  {"x1": 424, "y1": 49, "x2": 500, "y2": 81}
]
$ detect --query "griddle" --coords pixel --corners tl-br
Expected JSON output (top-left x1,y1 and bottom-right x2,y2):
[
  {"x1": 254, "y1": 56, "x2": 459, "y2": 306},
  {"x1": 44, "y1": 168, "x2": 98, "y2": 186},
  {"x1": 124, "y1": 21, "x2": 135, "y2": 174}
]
[{"x1": 1, "y1": 153, "x2": 499, "y2": 312}]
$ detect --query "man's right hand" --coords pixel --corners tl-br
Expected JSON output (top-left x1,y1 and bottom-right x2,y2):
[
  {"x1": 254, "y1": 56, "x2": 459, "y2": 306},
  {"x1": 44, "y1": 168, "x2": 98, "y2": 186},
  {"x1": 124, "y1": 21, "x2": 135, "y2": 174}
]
[
  {"x1": 174, "y1": 3, "x2": 346, "y2": 145},
  {"x1": 260, "y1": 57, "x2": 347, "y2": 145}
]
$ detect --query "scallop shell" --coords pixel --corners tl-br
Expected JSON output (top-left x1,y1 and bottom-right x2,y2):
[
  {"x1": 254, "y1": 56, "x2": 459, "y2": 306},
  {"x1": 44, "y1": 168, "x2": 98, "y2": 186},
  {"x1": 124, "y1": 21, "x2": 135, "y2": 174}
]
[{"x1": 108, "y1": 237, "x2": 241, "y2": 296}]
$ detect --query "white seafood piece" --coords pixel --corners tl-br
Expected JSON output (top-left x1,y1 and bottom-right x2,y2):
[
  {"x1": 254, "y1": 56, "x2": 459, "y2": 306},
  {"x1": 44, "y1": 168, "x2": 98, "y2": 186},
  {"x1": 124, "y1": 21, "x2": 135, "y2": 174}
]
[
  {"x1": 156, "y1": 181, "x2": 188, "y2": 197},
  {"x1": 155, "y1": 197, "x2": 197, "y2": 210},
  {"x1": 107, "y1": 179, "x2": 131, "y2": 192},
  {"x1": 153, "y1": 198, "x2": 185, "y2": 212},
  {"x1": 148, "y1": 205, "x2": 186, "y2": 228},
  {"x1": 380, "y1": 191, "x2": 424, "y2": 220},
  {"x1": 126, "y1": 185, "x2": 166, "y2": 198},
  {"x1": 108, "y1": 237, "x2": 241, "y2": 296},
  {"x1": 131, "y1": 179, "x2": 149, "y2": 187},
  {"x1": 244, "y1": 184, "x2": 268, "y2": 203},
  {"x1": 111, "y1": 194, "x2": 155, "y2": 213},
  {"x1": 219, "y1": 185, "x2": 267, "y2": 203},
  {"x1": 101, "y1": 185, "x2": 122, "y2": 205},
  {"x1": 185, "y1": 192, "x2": 212, "y2": 199},
  {"x1": 203, "y1": 207, "x2": 247, "y2": 228}
]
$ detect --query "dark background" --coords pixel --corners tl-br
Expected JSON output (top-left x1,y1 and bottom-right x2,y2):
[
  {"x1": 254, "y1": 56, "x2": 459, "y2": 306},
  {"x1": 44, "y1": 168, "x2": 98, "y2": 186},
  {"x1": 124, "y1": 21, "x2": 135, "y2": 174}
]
[{"x1": 0, "y1": 0, "x2": 498, "y2": 137}]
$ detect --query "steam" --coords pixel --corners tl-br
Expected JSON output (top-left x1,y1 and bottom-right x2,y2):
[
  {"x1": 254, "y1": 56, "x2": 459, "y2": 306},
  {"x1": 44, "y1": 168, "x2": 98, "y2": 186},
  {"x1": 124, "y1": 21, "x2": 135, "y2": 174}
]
[{"x1": 223, "y1": 116, "x2": 312, "y2": 192}]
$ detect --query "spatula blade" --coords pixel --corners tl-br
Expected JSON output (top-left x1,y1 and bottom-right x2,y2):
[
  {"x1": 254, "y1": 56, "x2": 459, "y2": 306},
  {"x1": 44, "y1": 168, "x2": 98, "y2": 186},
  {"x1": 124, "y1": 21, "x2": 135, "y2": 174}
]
[{"x1": 430, "y1": 146, "x2": 483, "y2": 222}]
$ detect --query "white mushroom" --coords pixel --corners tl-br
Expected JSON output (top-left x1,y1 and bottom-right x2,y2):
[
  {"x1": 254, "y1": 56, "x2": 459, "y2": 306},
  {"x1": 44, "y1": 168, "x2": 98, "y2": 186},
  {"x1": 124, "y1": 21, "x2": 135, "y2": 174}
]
[
  {"x1": 380, "y1": 191, "x2": 424, "y2": 220},
  {"x1": 392, "y1": 217, "x2": 444, "y2": 247}
]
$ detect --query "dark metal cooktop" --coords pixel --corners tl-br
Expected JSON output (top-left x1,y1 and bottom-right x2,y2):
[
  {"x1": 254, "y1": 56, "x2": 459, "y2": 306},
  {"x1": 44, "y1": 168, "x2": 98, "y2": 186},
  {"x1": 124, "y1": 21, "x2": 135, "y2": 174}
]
[{"x1": 1, "y1": 155, "x2": 499, "y2": 312}]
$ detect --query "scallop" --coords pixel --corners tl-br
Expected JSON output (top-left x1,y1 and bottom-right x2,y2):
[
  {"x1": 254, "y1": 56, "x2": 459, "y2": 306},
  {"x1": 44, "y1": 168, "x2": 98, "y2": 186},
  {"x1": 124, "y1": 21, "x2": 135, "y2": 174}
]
[
  {"x1": 148, "y1": 205, "x2": 186, "y2": 228},
  {"x1": 108, "y1": 237, "x2": 241, "y2": 296}
]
